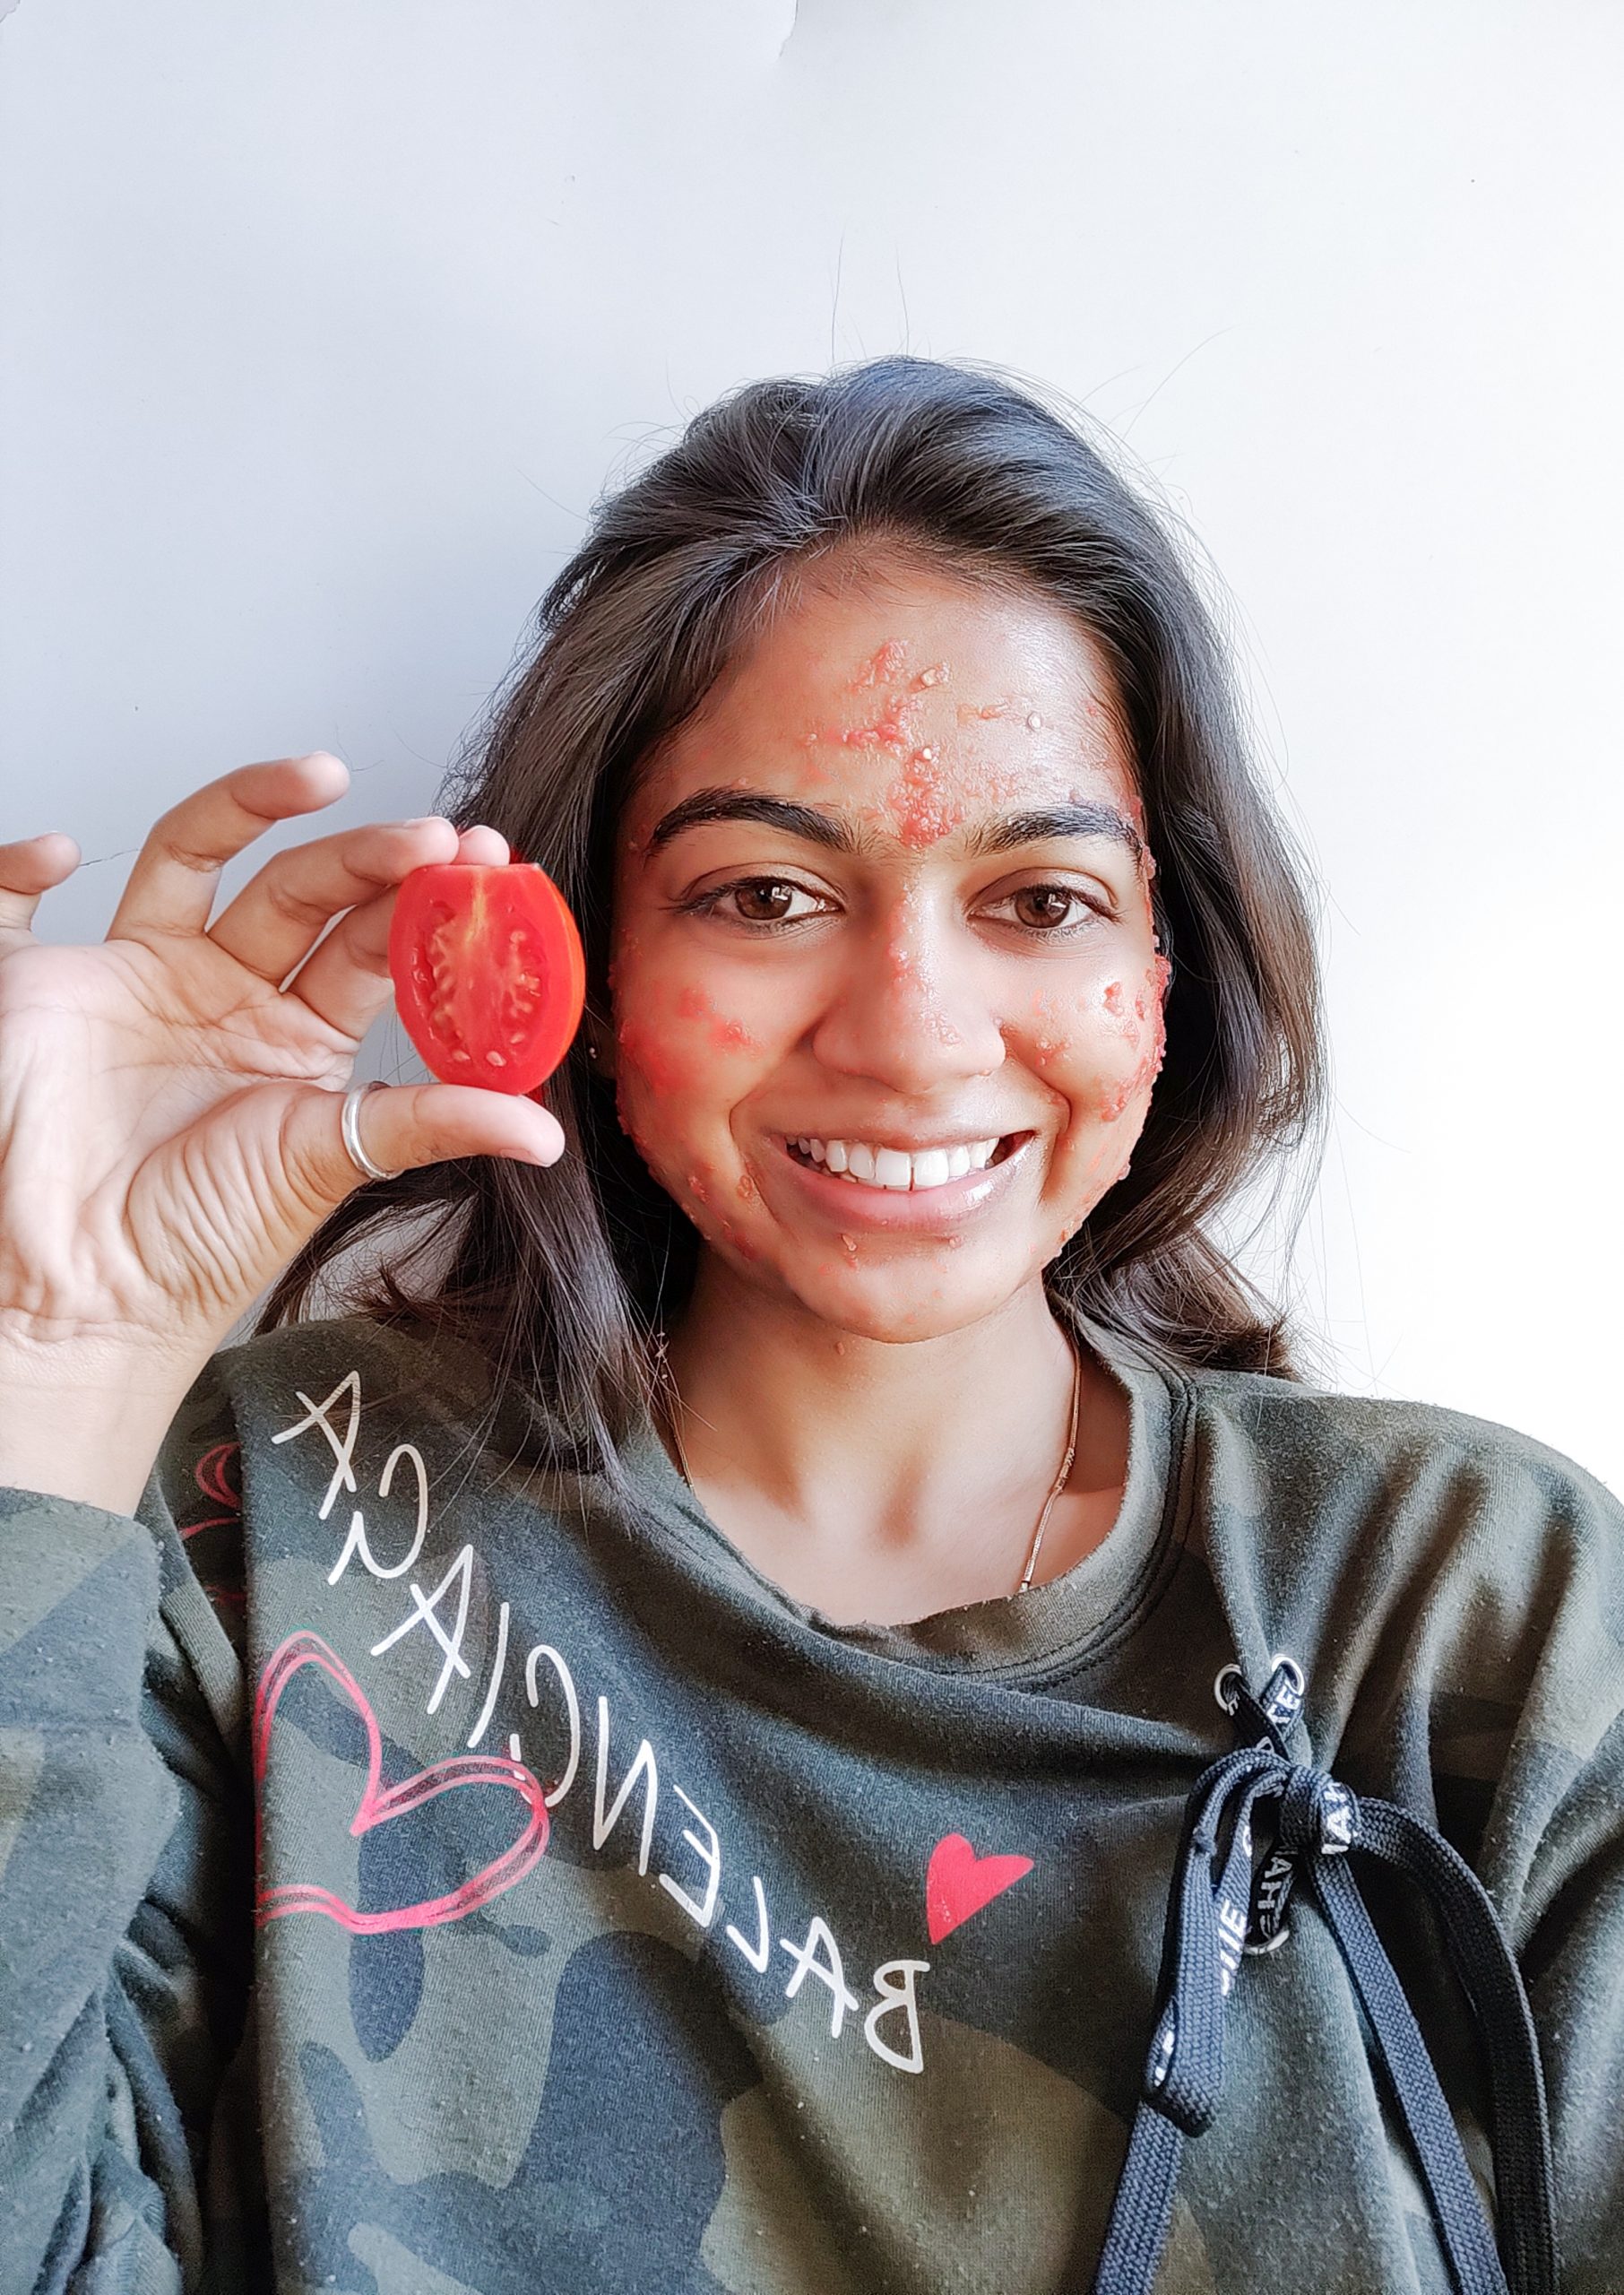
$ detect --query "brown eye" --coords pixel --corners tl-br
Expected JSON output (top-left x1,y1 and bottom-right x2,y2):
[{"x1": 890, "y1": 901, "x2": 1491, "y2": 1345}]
[
  {"x1": 733, "y1": 880, "x2": 799, "y2": 922},
  {"x1": 1011, "y1": 886, "x2": 1083, "y2": 930}
]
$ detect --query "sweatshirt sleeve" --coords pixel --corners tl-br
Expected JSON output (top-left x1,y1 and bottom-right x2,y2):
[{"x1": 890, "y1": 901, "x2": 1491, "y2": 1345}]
[
  {"x1": 0, "y1": 1364, "x2": 254, "y2": 2295},
  {"x1": 1468, "y1": 1450, "x2": 1624, "y2": 2295}
]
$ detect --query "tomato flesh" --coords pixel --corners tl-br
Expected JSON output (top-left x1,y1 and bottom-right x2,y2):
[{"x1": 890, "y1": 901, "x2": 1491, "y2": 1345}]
[{"x1": 388, "y1": 862, "x2": 586, "y2": 1095}]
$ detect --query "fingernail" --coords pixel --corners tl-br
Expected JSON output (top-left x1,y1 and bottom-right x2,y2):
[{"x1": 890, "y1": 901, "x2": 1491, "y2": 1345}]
[{"x1": 405, "y1": 815, "x2": 448, "y2": 829}]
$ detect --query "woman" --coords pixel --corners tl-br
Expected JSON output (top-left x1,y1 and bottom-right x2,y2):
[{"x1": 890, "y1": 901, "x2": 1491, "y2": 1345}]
[{"x1": 0, "y1": 359, "x2": 1617, "y2": 2294}]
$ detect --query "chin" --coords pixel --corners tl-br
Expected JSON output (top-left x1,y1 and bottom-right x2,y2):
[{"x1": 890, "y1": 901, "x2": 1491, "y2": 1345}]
[{"x1": 776, "y1": 1255, "x2": 1043, "y2": 1347}]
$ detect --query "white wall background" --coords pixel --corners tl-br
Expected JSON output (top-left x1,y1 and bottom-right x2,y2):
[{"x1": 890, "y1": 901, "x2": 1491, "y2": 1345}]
[{"x1": 3, "y1": 0, "x2": 1620, "y2": 1485}]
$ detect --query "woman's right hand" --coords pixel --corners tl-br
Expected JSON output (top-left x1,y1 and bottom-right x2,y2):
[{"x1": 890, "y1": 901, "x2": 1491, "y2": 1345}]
[{"x1": 0, "y1": 752, "x2": 566, "y2": 1401}]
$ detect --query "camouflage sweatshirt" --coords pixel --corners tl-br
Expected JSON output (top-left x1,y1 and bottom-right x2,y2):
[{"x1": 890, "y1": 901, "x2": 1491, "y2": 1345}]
[{"x1": 2, "y1": 1308, "x2": 1622, "y2": 2295}]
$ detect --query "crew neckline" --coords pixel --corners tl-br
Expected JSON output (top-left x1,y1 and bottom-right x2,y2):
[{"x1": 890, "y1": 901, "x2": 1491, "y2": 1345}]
[{"x1": 617, "y1": 1308, "x2": 1194, "y2": 1683}]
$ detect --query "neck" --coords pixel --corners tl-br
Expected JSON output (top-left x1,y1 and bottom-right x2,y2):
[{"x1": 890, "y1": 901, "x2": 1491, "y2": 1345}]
[{"x1": 661, "y1": 1259, "x2": 1126, "y2": 1624}]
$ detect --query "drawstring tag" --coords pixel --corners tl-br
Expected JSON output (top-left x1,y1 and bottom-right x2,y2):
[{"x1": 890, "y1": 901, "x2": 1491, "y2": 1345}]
[{"x1": 1090, "y1": 1658, "x2": 1557, "y2": 2295}]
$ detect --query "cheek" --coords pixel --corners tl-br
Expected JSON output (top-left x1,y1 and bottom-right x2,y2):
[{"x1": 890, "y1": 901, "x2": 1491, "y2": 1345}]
[
  {"x1": 1026, "y1": 988, "x2": 1075, "y2": 1071},
  {"x1": 610, "y1": 967, "x2": 772, "y2": 1242},
  {"x1": 676, "y1": 983, "x2": 760, "y2": 1055},
  {"x1": 612, "y1": 973, "x2": 763, "y2": 1101},
  {"x1": 1032, "y1": 950, "x2": 1170, "y2": 1125},
  {"x1": 613, "y1": 1017, "x2": 697, "y2": 1100},
  {"x1": 1091, "y1": 954, "x2": 1171, "y2": 1122}
]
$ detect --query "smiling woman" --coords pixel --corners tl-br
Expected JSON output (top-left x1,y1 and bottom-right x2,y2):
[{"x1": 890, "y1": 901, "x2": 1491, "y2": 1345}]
[
  {"x1": 261, "y1": 362, "x2": 1323, "y2": 1517},
  {"x1": 602, "y1": 561, "x2": 1185, "y2": 1616},
  {"x1": 1, "y1": 359, "x2": 1618, "y2": 2295}
]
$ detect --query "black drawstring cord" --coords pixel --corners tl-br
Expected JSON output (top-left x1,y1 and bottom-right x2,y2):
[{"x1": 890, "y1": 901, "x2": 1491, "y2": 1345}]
[{"x1": 1090, "y1": 1660, "x2": 1557, "y2": 2295}]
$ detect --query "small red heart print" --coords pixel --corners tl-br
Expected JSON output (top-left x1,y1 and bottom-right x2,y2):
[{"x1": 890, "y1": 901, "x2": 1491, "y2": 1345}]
[
  {"x1": 926, "y1": 1832, "x2": 1035, "y2": 1944},
  {"x1": 253, "y1": 1629, "x2": 549, "y2": 1934}
]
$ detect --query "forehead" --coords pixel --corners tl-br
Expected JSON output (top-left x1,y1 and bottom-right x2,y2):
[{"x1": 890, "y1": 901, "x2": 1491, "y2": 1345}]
[
  {"x1": 733, "y1": 558, "x2": 1118, "y2": 712},
  {"x1": 628, "y1": 554, "x2": 1138, "y2": 825}
]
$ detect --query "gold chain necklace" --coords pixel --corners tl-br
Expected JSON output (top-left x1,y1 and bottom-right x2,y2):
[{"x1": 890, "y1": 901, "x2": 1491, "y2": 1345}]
[
  {"x1": 1015, "y1": 1338, "x2": 1083, "y2": 1593},
  {"x1": 664, "y1": 1339, "x2": 1083, "y2": 1599}
]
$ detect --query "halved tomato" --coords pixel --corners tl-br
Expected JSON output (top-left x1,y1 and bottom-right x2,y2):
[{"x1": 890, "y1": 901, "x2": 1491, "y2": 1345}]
[{"x1": 388, "y1": 862, "x2": 586, "y2": 1095}]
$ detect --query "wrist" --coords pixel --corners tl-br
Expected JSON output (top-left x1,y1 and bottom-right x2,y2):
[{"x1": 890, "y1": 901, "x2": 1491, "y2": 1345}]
[{"x1": 0, "y1": 1331, "x2": 200, "y2": 1514}]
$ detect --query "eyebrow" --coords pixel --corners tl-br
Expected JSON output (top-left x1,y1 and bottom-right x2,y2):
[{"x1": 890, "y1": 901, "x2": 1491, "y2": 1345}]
[
  {"x1": 966, "y1": 805, "x2": 1144, "y2": 862},
  {"x1": 648, "y1": 790, "x2": 854, "y2": 853},
  {"x1": 646, "y1": 789, "x2": 1144, "y2": 861}
]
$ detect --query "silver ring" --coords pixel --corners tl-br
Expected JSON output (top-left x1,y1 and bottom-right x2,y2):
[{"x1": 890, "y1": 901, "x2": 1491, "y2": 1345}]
[{"x1": 340, "y1": 1081, "x2": 400, "y2": 1182}]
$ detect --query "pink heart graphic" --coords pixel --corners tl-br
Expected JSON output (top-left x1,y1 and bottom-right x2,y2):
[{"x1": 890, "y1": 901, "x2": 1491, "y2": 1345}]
[
  {"x1": 252, "y1": 1629, "x2": 549, "y2": 1935},
  {"x1": 926, "y1": 1832, "x2": 1034, "y2": 1944},
  {"x1": 181, "y1": 1440, "x2": 242, "y2": 1536}
]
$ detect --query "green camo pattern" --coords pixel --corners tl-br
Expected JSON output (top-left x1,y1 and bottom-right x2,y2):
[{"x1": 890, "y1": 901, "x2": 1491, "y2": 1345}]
[{"x1": 2, "y1": 1308, "x2": 1622, "y2": 2292}]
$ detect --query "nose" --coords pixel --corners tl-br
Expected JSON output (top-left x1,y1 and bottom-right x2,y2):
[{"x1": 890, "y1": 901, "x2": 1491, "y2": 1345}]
[{"x1": 808, "y1": 903, "x2": 1006, "y2": 1095}]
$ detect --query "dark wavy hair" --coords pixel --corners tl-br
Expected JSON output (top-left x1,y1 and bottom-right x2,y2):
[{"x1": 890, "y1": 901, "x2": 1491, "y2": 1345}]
[{"x1": 259, "y1": 357, "x2": 1325, "y2": 1477}]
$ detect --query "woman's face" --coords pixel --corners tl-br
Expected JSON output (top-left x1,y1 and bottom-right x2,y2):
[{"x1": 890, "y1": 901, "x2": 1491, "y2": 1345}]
[{"x1": 607, "y1": 557, "x2": 1168, "y2": 1342}]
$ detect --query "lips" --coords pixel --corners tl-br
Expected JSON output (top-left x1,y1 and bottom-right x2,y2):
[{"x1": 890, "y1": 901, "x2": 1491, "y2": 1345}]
[{"x1": 773, "y1": 1130, "x2": 1035, "y2": 1232}]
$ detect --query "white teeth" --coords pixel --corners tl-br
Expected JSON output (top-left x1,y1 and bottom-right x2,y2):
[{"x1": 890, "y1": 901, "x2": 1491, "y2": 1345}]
[{"x1": 790, "y1": 1135, "x2": 1006, "y2": 1191}]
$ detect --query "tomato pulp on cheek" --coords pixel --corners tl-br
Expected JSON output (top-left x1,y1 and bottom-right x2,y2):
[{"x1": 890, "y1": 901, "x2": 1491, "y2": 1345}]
[
  {"x1": 608, "y1": 912, "x2": 782, "y2": 1253},
  {"x1": 1045, "y1": 941, "x2": 1171, "y2": 1208}
]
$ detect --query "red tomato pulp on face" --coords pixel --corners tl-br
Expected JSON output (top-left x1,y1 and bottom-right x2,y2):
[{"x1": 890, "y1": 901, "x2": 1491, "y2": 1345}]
[{"x1": 388, "y1": 862, "x2": 586, "y2": 1094}]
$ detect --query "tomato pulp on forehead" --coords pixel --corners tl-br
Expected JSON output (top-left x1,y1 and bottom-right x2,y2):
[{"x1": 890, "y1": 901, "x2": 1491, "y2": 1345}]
[{"x1": 388, "y1": 862, "x2": 586, "y2": 1094}]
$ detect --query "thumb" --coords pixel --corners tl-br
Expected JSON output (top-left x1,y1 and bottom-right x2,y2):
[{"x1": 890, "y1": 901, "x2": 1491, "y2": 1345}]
[{"x1": 288, "y1": 1078, "x2": 566, "y2": 1202}]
